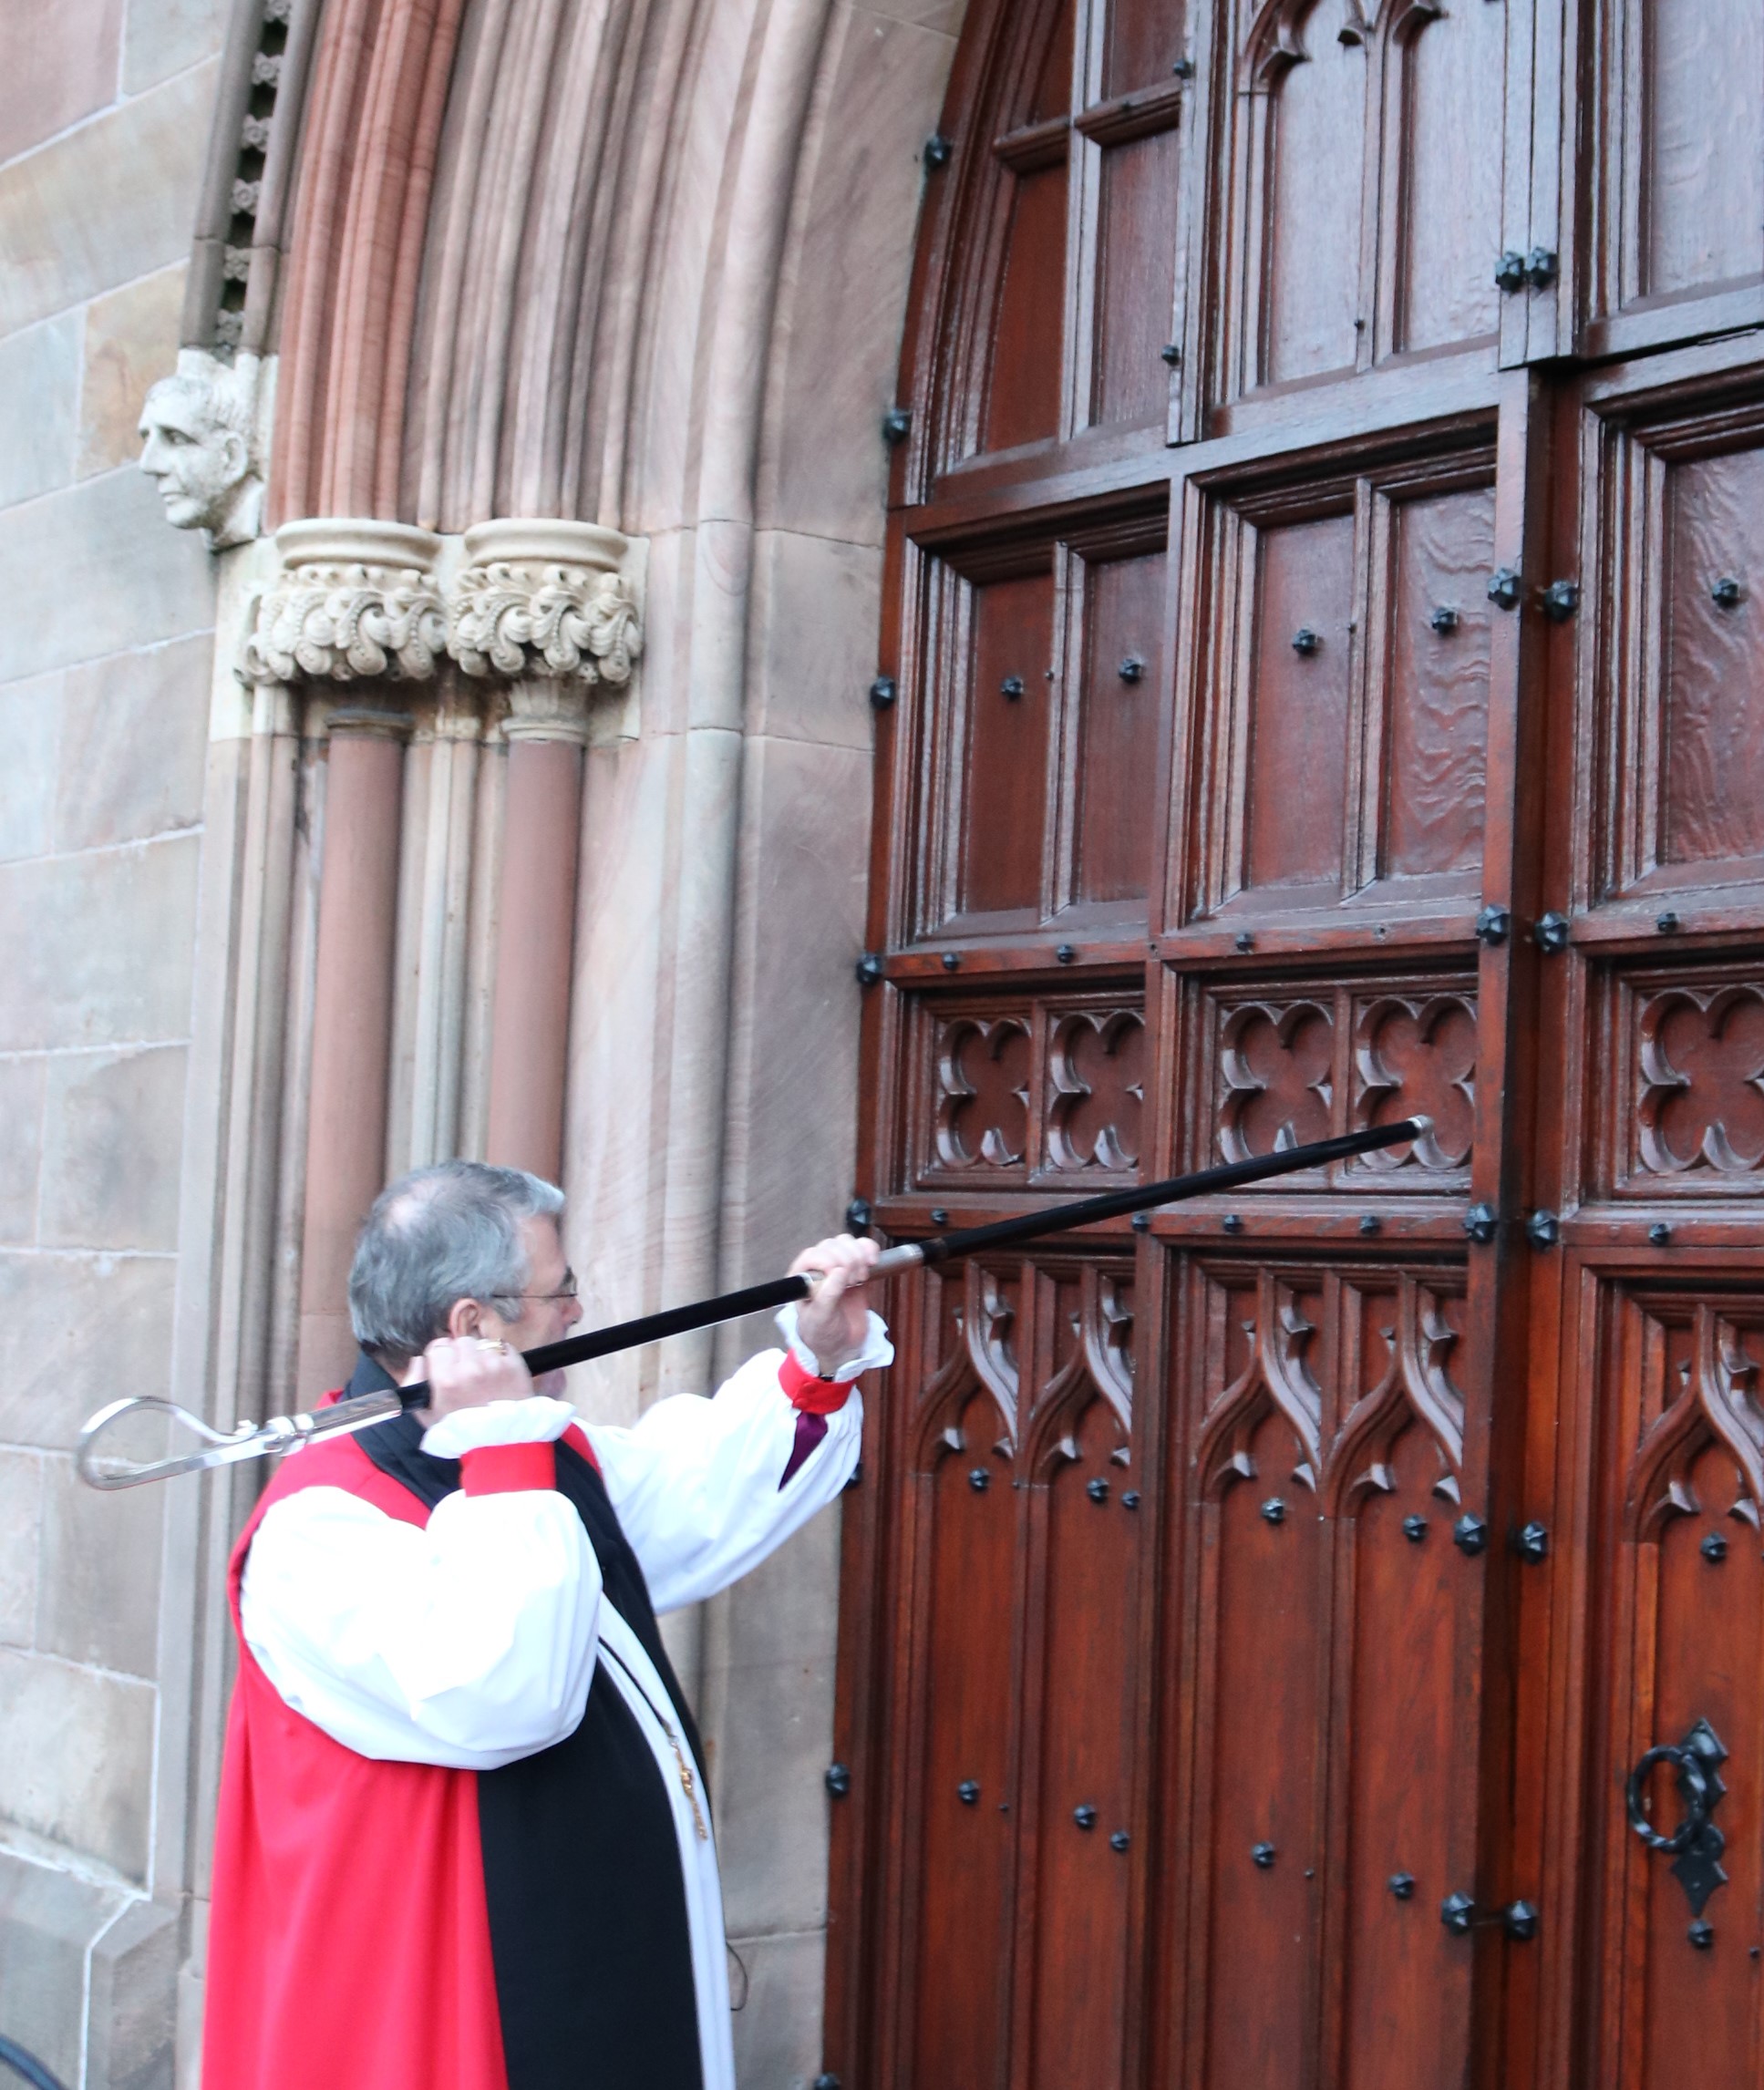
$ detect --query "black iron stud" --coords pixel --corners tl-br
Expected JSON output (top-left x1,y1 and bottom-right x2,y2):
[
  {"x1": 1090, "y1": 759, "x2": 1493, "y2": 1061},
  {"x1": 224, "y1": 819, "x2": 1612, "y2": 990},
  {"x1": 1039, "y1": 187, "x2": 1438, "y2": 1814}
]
[
  {"x1": 1527, "y1": 1210, "x2": 1560, "y2": 1249},
  {"x1": 1702, "y1": 1532, "x2": 1728, "y2": 1563},
  {"x1": 1542, "y1": 579, "x2": 1580, "y2": 621},
  {"x1": 1056, "y1": 942, "x2": 1078, "y2": 964},
  {"x1": 825, "y1": 1763, "x2": 851, "y2": 1797},
  {"x1": 1160, "y1": 342, "x2": 1182, "y2": 365},
  {"x1": 1253, "y1": 1843, "x2": 1276, "y2": 1869},
  {"x1": 1442, "y1": 1891, "x2": 1476, "y2": 1934},
  {"x1": 1131, "y1": 1211, "x2": 1150, "y2": 1232},
  {"x1": 1493, "y1": 252, "x2": 1528, "y2": 293},
  {"x1": 1525, "y1": 247, "x2": 1559, "y2": 289},
  {"x1": 1121, "y1": 1490, "x2": 1141, "y2": 1510},
  {"x1": 1712, "y1": 577, "x2": 1742, "y2": 609},
  {"x1": 968, "y1": 1467, "x2": 989, "y2": 1492},
  {"x1": 1171, "y1": 56, "x2": 1195, "y2": 77},
  {"x1": 1261, "y1": 1497, "x2": 1286, "y2": 1524},
  {"x1": 1474, "y1": 904, "x2": 1511, "y2": 945},
  {"x1": 1234, "y1": 931, "x2": 1254, "y2": 953},
  {"x1": 1001, "y1": 674, "x2": 1025, "y2": 700},
  {"x1": 1454, "y1": 1514, "x2": 1490, "y2": 1557},
  {"x1": 1389, "y1": 1872, "x2": 1416, "y2": 1900},
  {"x1": 1656, "y1": 912, "x2": 1680, "y2": 934},
  {"x1": 1223, "y1": 1212, "x2": 1246, "y2": 1233},
  {"x1": 855, "y1": 951, "x2": 883, "y2": 987},
  {"x1": 1402, "y1": 1514, "x2": 1429, "y2": 1544},
  {"x1": 1513, "y1": 1520, "x2": 1550, "y2": 1564},
  {"x1": 1359, "y1": 1213, "x2": 1382, "y2": 1235},
  {"x1": 1119, "y1": 655, "x2": 1145, "y2": 683},
  {"x1": 813, "y1": 2075, "x2": 842, "y2": 2090},
  {"x1": 1292, "y1": 627, "x2": 1322, "y2": 655},
  {"x1": 1110, "y1": 1830, "x2": 1131, "y2": 1851},
  {"x1": 931, "y1": 1208, "x2": 949, "y2": 1226},
  {"x1": 923, "y1": 132, "x2": 952, "y2": 168},
  {"x1": 882, "y1": 407, "x2": 911, "y2": 444},
  {"x1": 957, "y1": 1780, "x2": 980, "y2": 1805},
  {"x1": 1650, "y1": 1221, "x2": 1672, "y2": 1246},
  {"x1": 1087, "y1": 1477, "x2": 1110, "y2": 1504},
  {"x1": 1534, "y1": 911, "x2": 1571, "y2": 953},
  {"x1": 1464, "y1": 1203, "x2": 1498, "y2": 1244},
  {"x1": 1488, "y1": 567, "x2": 1522, "y2": 610},
  {"x1": 1504, "y1": 1900, "x2": 1541, "y2": 1941},
  {"x1": 1074, "y1": 1805, "x2": 1099, "y2": 1830},
  {"x1": 941, "y1": 951, "x2": 960, "y2": 971},
  {"x1": 845, "y1": 1198, "x2": 872, "y2": 1233},
  {"x1": 1430, "y1": 605, "x2": 1460, "y2": 634},
  {"x1": 1689, "y1": 1920, "x2": 1716, "y2": 1950},
  {"x1": 869, "y1": 674, "x2": 897, "y2": 709}
]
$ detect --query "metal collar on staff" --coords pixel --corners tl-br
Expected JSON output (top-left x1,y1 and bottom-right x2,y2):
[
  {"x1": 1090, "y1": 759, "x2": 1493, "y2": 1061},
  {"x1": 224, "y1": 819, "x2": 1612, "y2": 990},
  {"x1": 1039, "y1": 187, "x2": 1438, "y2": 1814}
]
[{"x1": 76, "y1": 1117, "x2": 1430, "y2": 1490}]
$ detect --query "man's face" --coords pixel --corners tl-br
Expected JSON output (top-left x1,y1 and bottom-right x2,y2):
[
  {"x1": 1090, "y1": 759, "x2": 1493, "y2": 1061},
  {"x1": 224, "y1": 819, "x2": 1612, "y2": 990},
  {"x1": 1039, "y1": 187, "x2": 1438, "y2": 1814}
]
[
  {"x1": 138, "y1": 382, "x2": 245, "y2": 526},
  {"x1": 475, "y1": 1216, "x2": 583, "y2": 1395}
]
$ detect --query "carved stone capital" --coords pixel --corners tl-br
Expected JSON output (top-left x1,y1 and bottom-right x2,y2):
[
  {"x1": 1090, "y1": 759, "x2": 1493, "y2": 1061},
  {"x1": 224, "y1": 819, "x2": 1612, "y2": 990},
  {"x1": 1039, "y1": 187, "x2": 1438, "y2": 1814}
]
[
  {"x1": 449, "y1": 520, "x2": 642, "y2": 687},
  {"x1": 503, "y1": 677, "x2": 593, "y2": 746},
  {"x1": 242, "y1": 520, "x2": 447, "y2": 685}
]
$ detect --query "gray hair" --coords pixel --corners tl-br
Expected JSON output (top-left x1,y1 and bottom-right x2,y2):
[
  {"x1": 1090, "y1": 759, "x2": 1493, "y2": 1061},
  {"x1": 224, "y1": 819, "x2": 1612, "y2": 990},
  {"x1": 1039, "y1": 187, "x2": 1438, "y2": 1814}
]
[{"x1": 348, "y1": 1160, "x2": 566, "y2": 1365}]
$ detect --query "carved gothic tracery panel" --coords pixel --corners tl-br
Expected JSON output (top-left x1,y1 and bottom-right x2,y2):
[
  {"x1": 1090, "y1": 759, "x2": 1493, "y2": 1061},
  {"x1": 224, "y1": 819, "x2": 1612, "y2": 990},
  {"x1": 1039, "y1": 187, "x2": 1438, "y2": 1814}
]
[
  {"x1": 1198, "y1": 972, "x2": 1475, "y2": 1186},
  {"x1": 912, "y1": 990, "x2": 1146, "y2": 1189}
]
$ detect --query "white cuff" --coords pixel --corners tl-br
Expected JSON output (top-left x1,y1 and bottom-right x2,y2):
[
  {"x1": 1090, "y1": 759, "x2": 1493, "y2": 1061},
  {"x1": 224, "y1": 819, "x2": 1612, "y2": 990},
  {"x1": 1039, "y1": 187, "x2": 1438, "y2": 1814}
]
[
  {"x1": 420, "y1": 1395, "x2": 578, "y2": 1459},
  {"x1": 774, "y1": 1302, "x2": 894, "y2": 1384}
]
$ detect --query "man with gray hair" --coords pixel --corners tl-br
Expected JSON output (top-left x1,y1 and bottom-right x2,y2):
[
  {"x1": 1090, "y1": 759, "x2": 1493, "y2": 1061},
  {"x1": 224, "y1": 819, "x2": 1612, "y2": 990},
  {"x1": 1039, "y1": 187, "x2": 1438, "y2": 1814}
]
[{"x1": 202, "y1": 1160, "x2": 885, "y2": 2090}]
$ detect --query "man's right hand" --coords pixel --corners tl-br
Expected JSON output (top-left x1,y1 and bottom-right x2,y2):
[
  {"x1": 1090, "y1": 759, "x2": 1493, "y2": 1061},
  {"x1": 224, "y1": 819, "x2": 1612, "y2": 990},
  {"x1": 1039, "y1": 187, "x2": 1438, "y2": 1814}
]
[{"x1": 413, "y1": 1333, "x2": 536, "y2": 1425}]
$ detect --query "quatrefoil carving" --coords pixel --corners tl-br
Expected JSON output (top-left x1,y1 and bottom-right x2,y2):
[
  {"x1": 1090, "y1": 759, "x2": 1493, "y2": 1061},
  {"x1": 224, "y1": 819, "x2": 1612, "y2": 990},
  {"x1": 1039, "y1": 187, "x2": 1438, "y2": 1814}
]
[
  {"x1": 1351, "y1": 994, "x2": 1476, "y2": 1170},
  {"x1": 1219, "y1": 1001, "x2": 1334, "y2": 1161},
  {"x1": 935, "y1": 1017, "x2": 1032, "y2": 1169},
  {"x1": 1047, "y1": 1010, "x2": 1145, "y2": 1171},
  {"x1": 1637, "y1": 985, "x2": 1764, "y2": 1175}
]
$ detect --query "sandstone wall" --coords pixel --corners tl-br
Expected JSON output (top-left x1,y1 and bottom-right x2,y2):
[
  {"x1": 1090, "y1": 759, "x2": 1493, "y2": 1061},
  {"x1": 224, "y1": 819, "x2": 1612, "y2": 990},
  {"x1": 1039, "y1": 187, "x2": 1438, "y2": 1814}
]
[{"x1": 0, "y1": 5, "x2": 225, "y2": 2084}]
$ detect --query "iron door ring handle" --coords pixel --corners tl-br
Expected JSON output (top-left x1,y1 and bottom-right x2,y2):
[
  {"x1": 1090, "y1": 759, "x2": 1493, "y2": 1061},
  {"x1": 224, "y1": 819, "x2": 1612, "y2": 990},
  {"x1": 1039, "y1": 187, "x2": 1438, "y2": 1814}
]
[{"x1": 1625, "y1": 1744, "x2": 1710, "y2": 1852}]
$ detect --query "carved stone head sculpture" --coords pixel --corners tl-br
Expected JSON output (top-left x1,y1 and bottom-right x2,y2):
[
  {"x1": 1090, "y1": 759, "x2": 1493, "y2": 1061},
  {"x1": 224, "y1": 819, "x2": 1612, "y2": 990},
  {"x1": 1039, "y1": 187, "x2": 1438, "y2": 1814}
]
[{"x1": 138, "y1": 354, "x2": 263, "y2": 551}]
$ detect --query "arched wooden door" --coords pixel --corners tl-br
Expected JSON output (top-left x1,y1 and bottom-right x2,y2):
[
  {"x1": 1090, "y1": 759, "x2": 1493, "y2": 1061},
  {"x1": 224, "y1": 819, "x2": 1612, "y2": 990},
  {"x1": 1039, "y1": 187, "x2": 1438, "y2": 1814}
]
[{"x1": 828, "y1": 4, "x2": 1764, "y2": 2086}]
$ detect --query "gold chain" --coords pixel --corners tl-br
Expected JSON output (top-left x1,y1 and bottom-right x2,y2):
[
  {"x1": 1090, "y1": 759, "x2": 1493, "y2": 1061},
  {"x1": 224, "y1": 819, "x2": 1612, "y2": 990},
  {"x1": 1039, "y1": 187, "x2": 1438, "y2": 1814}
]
[{"x1": 602, "y1": 1643, "x2": 709, "y2": 1840}]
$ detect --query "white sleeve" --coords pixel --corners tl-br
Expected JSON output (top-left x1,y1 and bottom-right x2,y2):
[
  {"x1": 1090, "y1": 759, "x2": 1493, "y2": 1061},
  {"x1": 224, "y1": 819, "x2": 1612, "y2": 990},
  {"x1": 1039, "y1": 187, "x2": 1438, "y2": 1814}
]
[
  {"x1": 239, "y1": 1468, "x2": 602, "y2": 1771},
  {"x1": 587, "y1": 1344, "x2": 872, "y2": 1616}
]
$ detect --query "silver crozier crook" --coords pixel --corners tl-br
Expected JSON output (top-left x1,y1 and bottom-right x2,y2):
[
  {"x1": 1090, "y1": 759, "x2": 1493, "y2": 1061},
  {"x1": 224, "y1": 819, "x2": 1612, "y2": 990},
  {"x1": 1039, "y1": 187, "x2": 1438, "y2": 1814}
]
[{"x1": 77, "y1": 1115, "x2": 1432, "y2": 1490}]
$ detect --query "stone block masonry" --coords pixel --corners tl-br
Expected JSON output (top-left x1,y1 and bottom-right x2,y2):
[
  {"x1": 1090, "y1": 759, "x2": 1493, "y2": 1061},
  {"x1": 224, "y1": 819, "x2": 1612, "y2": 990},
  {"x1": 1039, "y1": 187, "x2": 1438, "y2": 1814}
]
[{"x1": 0, "y1": 5, "x2": 225, "y2": 2085}]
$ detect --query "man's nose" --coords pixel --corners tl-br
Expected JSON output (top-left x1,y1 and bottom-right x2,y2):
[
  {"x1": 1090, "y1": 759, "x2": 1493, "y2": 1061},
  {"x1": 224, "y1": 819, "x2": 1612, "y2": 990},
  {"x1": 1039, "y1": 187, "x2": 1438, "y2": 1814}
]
[{"x1": 562, "y1": 1291, "x2": 584, "y2": 1328}]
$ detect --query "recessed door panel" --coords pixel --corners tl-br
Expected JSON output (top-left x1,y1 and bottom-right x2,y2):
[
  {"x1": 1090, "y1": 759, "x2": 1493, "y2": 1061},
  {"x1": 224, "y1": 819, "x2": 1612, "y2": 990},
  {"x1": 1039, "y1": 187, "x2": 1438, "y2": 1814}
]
[
  {"x1": 1071, "y1": 543, "x2": 1166, "y2": 904},
  {"x1": 963, "y1": 569, "x2": 1057, "y2": 918}
]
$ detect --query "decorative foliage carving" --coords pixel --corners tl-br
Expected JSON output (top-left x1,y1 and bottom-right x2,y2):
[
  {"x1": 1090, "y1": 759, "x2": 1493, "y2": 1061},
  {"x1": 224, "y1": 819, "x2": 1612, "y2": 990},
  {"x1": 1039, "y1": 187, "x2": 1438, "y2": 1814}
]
[
  {"x1": 1046, "y1": 1009, "x2": 1144, "y2": 1171},
  {"x1": 935, "y1": 1017, "x2": 1033, "y2": 1169},
  {"x1": 1218, "y1": 1001, "x2": 1334, "y2": 1160},
  {"x1": 1325, "y1": 1278, "x2": 1464, "y2": 1512},
  {"x1": 450, "y1": 561, "x2": 643, "y2": 685},
  {"x1": 242, "y1": 562, "x2": 447, "y2": 684},
  {"x1": 1626, "y1": 1307, "x2": 1764, "y2": 1539},
  {"x1": 1196, "y1": 1272, "x2": 1323, "y2": 1498},
  {"x1": 1636, "y1": 984, "x2": 1764, "y2": 1176},
  {"x1": 1350, "y1": 993, "x2": 1476, "y2": 1171}
]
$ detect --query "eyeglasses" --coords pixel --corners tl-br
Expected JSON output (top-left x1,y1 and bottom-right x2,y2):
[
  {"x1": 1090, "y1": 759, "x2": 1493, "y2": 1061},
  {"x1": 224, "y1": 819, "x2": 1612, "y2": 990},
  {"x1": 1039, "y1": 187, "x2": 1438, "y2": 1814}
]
[{"x1": 511, "y1": 1268, "x2": 579, "y2": 1303}]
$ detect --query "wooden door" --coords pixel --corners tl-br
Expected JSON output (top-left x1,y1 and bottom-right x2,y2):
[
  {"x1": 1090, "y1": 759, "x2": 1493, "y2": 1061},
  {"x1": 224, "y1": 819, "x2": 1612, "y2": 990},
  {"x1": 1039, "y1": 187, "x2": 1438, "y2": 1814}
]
[{"x1": 826, "y1": 5, "x2": 1764, "y2": 2087}]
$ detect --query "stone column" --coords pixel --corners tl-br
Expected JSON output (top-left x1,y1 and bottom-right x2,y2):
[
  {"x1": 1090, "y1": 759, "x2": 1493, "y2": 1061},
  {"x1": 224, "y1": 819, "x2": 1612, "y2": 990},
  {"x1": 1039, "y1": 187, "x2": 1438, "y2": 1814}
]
[
  {"x1": 449, "y1": 520, "x2": 642, "y2": 1184},
  {"x1": 243, "y1": 520, "x2": 445, "y2": 1395},
  {"x1": 488, "y1": 682, "x2": 590, "y2": 1179}
]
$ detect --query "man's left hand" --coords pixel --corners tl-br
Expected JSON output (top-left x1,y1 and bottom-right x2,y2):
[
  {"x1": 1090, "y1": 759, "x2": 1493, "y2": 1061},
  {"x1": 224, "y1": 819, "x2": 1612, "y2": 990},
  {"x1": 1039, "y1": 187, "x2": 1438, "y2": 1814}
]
[{"x1": 789, "y1": 1234, "x2": 882, "y2": 1377}]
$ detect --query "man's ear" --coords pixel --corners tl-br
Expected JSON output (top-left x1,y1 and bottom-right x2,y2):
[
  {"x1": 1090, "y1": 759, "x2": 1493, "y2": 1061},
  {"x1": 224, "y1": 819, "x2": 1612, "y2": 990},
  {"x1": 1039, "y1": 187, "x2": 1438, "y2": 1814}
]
[{"x1": 444, "y1": 1296, "x2": 483, "y2": 1340}]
